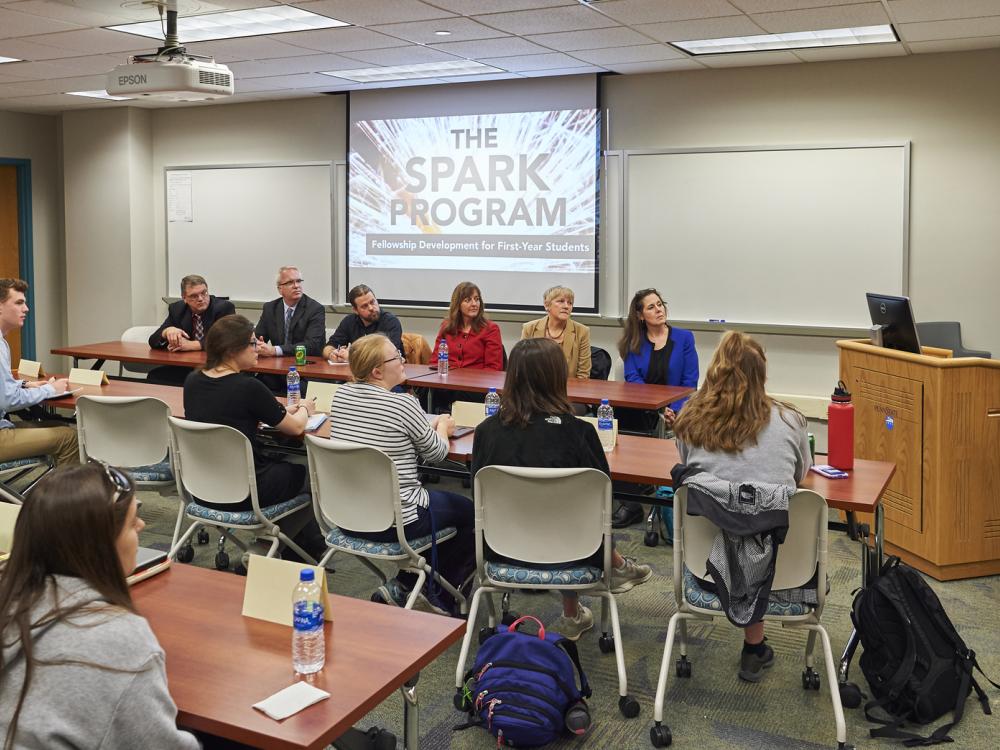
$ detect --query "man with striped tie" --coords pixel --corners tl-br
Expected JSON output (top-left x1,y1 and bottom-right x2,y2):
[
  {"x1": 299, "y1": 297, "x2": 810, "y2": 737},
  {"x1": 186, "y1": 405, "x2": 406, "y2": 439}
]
[{"x1": 147, "y1": 275, "x2": 235, "y2": 384}]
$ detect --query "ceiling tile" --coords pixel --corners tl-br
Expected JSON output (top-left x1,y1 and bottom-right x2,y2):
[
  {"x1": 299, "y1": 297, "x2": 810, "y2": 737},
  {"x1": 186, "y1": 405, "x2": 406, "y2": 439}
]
[
  {"x1": 228, "y1": 52, "x2": 363, "y2": 77},
  {"x1": 596, "y1": 0, "x2": 743, "y2": 25},
  {"x1": 887, "y1": 0, "x2": 1000, "y2": 24},
  {"x1": 235, "y1": 72, "x2": 334, "y2": 92},
  {"x1": 751, "y1": 3, "x2": 890, "y2": 33},
  {"x1": 907, "y1": 34, "x2": 1000, "y2": 52},
  {"x1": 291, "y1": 0, "x2": 455, "y2": 26},
  {"x1": 793, "y1": 42, "x2": 907, "y2": 60},
  {"x1": 729, "y1": 0, "x2": 861, "y2": 11},
  {"x1": 570, "y1": 43, "x2": 686, "y2": 64},
  {"x1": 0, "y1": 36, "x2": 84, "y2": 61},
  {"x1": 0, "y1": 53, "x2": 122, "y2": 79},
  {"x1": 638, "y1": 16, "x2": 768, "y2": 43},
  {"x1": 517, "y1": 65, "x2": 606, "y2": 77},
  {"x1": 0, "y1": 72, "x2": 105, "y2": 98},
  {"x1": 435, "y1": 71, "x2": 523, "y2": 83},
  {"x1": 606, "y1": 59, "x2": 705, "y2": 73},
  {"x1": 21, "y1": 28, "x2": 154, "y2": 54},
  {"x1": 0, "y1": 7, "x2": 84, "y2": 38},
  {"x1": 478, "y1": 51, "x2": 592, "y2": 71},
  {"x1": 427, "y1": 0, "x2": 573, "y2": 12},
  {"x1": 370, "y1": 17, "x2": 507, "y2": 45},
  {"x1": 525, "y1": 26, "x2": 653, "y2": 52},
  {"x1": 697, "y1": 49, "x2": 801, "y2": 66},
  {"x1": 183, "y1": 37, "x2": 320, "y2": 63},
  {"x1": 473, "y1": 6, "x2": 614, "y2": 35},
  {"x1": 272, "y1": 27, "x2": 410, "y2": 53},
  {"x1": 338, "y1": 44, "x2": 462, "y2": 66},
  {"x1": 4, "y1": 0, "x2": 147, "y2": 26},
  {"x1": 898, "y1": 16, "x2": 1000, "y2": 41},
  {"x1": 429, "y1": 36, "x2": 550, "y2": 58}
]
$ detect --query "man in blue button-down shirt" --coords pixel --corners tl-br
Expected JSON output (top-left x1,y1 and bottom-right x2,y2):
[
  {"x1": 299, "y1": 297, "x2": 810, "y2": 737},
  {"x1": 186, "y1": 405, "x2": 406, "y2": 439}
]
[{"x1": 0, "y1": 278, "x2": 77, "y2": 467}]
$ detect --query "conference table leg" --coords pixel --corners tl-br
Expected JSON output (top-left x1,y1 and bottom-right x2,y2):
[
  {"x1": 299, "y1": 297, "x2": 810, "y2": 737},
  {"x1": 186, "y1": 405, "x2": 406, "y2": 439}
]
[{"x1": 401, "y1": 673, "x2": 420, "y2": 750}]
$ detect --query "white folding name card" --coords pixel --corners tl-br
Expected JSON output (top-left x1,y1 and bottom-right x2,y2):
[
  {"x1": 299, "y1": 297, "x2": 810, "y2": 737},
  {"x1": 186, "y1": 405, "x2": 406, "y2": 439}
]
[
  {"x1": 68, "y1": 368, "x2": 109, "y2": 386},
  {"x1": 17, "y1": 360, "x2": 44, "y2": 378},
  {"x1": 242, "y1": 554, "x2": 332, "y2": 626}
]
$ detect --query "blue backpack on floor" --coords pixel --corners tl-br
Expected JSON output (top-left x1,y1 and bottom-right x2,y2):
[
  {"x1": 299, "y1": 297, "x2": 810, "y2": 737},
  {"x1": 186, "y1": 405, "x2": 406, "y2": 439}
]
[{"x1": 455, "y1": 616, "x2": 592, "y2": 747}]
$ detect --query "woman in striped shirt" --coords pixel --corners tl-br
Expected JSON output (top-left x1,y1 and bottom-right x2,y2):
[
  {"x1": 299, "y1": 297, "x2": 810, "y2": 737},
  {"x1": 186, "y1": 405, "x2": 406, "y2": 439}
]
[{"x1": 330, "y1": 334, "x2": 473, "y2": 616}]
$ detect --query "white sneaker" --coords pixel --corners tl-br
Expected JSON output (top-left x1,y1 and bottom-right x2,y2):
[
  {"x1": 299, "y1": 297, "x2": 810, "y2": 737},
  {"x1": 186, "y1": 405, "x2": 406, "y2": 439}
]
[
  {"x1": 610, "y1": 557, "x2": 653, "y2": 594},
  {"x1": 551, "y1": 604, "x2": 594, "y2": 641}
]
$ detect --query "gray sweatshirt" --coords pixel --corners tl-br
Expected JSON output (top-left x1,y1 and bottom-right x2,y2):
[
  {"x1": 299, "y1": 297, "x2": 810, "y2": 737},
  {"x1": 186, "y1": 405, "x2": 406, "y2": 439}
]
[
  {"x1": 0, "y1": 575, "x2": 200, "y2": 749},
  {"x1": 676, "y1": 403, "x2": 812, "y2": 489}
]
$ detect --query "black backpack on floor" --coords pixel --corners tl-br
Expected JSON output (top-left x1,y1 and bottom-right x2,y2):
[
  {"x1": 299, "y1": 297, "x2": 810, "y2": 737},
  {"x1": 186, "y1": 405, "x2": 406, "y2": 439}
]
[{"x1": 851, "y1": 557, "x2": 998, "y2": 746}]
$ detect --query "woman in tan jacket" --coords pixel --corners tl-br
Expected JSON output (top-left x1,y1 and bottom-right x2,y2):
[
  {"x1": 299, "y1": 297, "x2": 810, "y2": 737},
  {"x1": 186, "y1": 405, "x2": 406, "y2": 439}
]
[{"x1": 521, "y1": 286, "x2": 592, "y2": 380}]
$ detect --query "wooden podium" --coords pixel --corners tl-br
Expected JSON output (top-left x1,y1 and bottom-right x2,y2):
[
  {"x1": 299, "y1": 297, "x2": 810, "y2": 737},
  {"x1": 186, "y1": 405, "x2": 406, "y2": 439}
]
[{"x1": 838, "y1": 340, "x2": 1000, "y2": 580}]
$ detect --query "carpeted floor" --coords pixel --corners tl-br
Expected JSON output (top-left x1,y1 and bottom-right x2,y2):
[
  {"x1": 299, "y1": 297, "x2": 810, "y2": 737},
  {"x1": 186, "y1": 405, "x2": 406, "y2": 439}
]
[{"x1": 137, "y1": 479, "x2": 1000, "y2": 750}]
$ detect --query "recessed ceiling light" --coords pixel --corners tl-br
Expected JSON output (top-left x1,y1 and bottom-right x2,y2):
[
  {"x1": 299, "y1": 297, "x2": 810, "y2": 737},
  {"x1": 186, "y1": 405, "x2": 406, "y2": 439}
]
[
  {"x1": 320, "y1": 60, "x2": 503, "y2": 83},
  {"x1": 0, "y1": 56, "x2": 22, "y2": 64},
  {"x1": 67, "y1": 90, "x2": 133, "y2": 101},
  {"x1": 673, "y1": 24, "x2": 898, "y2": 55},
  {"x1": 434, "y1": 30, "x2": 452, "y2": 36},
  {"x1": 106, "y1": 6, "x2": 349, "y2": 43}
]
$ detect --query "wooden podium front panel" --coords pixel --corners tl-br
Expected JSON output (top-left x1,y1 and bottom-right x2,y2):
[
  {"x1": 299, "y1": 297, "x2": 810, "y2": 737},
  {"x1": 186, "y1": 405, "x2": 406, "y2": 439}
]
[{"x1": 853, "y1": 367, "x2": 923, "y2": 532}]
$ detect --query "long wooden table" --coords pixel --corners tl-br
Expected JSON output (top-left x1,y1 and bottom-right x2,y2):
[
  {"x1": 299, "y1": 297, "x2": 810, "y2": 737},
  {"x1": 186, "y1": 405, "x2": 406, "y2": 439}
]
[{"x1": 133, "y1": 564, "x2": 464, "y2": 750}]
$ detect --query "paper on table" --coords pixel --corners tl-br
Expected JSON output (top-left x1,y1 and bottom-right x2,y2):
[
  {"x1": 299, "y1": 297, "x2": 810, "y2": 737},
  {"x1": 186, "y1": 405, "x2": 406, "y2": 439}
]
[{"x1": 253, "y1": 681, "x2": 330, "y2": 721}]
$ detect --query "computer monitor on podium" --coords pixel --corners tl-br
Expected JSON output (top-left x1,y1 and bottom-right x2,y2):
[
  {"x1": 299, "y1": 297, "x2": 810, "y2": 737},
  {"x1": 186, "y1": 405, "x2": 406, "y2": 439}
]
[{"x1": 866, "y1": 292, "x2": 922, "y2": 354}]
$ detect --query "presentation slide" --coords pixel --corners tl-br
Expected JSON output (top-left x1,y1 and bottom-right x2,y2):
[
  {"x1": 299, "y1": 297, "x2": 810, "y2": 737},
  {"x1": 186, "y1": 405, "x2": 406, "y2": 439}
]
[{"x1": 348, "y1": 107, "x2": 599, "y2": 310}]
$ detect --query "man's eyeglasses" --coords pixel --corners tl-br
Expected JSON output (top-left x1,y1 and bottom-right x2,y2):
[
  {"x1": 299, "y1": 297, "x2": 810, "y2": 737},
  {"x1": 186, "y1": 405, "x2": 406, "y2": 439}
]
[
  {"x1": 90, "y1": 459, "x2": 135, "y2": 506},
  {"x1": 185, "y1": 291, "x2": 209, "y2": 301},
  {"x1": 278, "y1": 278, "x2": 305, "y2": 287}
]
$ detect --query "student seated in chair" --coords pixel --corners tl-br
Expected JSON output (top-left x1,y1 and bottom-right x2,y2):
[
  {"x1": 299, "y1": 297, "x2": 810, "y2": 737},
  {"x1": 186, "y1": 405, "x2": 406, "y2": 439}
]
[
  {"x1": 672, "y1": 331, "x2": 812, "y2": 682},
  {"x1": 0, "y1": 463, "x2": 199, "y2": 748},
  {"x1": 329, "y1": 333, "x2": 473, "y2": 617},
  {"x1": 470, "y1": 338, "x2": 653, "y2": 641}
]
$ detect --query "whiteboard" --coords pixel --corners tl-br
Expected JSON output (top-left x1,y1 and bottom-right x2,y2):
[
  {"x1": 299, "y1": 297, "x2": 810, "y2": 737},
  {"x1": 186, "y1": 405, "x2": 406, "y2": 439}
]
[
  {"x1": 625, "y1": 144, "x2": 908, "y2": 328},
  {"x1": 166, "y1": 163, "x2": 334, "y2": 304}
]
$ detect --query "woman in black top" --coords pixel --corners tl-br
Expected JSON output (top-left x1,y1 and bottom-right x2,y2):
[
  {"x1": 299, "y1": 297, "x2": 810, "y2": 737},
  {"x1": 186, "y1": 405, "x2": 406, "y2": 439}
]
[
  {"x1": 471, "y1": 339, "x2": 653, "y2": 640},
  {"x1": 183, "y1": 315, "x2": 316, "y2": 510}
]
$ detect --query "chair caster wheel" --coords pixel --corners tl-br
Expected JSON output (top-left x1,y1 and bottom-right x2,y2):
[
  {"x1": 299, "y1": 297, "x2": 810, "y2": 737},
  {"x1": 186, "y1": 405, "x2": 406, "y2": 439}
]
[
  {"x1": 675, "y1": 656, "x2": 692, "y2": 678},
  {"x1": 500, "y1": 611, "x2": 520, "y2": 627},
  {"x1": 214, "y1": 552, "x2": 229, "y2": 570},
  {"x1": 197, "y1": 529, "x2": 210, "y2": 545},
  {"x1": 370, "y1": 591, "x2": 387, "y2": 605},
  {"x1": 234, "y1": 562, "x2": 247, "y2": 576},
  {"x1": 650, "y1": 723, "x2": 672, "y2": 747},
  {"x1": 454, "y1": 689, "x2": 470, "y2": 711},
  {"x1": 478, "y1": 626, "x2": 495, "y2": 645},
  {"x1": 176, "y1": 544, "x2": 195, "y2": 563},
  {"x1": 598, "y1": 635, "x2": 615, "y2": 654},
  {"x1": 839, "y1": 681, "x2": 864, "y2": 708},
  {"x1": 644, "y1": 531, "x2": 659, "y2": 547},
  {"x1": 618, "y1": 695, "x2": 640, "y2": 718},
  {"x1": 802, "y1": 667, "x2": 821, "y2": 691}
]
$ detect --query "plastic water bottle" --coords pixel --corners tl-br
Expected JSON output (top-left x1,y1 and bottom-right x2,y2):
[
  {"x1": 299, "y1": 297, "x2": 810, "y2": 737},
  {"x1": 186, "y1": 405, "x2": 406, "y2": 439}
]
[
  {"x1": 437, "y1": 339, "x2": 449, "y2": 375},
  {"x1": 286, "y1": 367, "x2": 300, "y2": 408},
  {"x1": 485, "y1": 387, "x2": 500, "y2": 417},
  {"x1": 292, "y1": 569, "x2": 325, "y2": 675},
  {"x1": 597, "y1": 399, "x2": 615, "y2": 452}
]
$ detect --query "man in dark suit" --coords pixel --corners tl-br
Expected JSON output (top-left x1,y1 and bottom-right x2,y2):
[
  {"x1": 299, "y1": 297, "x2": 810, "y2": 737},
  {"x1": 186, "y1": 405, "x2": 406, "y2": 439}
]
[
  {"x1": 147, "y1": 274, "x2": 235, "y2": 384},
  {"x1": 254, "y1": 266, "x2": 327, "y2": 393}
]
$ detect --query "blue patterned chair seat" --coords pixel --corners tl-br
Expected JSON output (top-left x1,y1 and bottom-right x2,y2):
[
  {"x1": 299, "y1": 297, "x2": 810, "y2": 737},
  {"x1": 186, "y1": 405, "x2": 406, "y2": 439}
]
[
  {"x1": 324, "y1": 525, "x2": 457, "y2": 557},
  {"x1": 0, "y1": 456, "x2": 49, "y2": 472},
  {"x1": 185, "y1": 493, "x2": 310, "y2": 526},
  {"x1": 126, "y1": 460, "x2": 173, "y2": 483},
  {"x1": 682, "y1": 566, "x2": 811, "y2": 617},
  {"x1": 484, "y1": 561, "x2": 603, "y2": 587}
]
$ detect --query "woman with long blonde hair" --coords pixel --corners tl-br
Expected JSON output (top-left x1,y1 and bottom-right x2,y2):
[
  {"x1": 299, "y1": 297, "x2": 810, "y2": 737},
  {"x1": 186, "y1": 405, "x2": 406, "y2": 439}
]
[{"x1": 673, "y1": 331, "x2": 812, "y2": 682}]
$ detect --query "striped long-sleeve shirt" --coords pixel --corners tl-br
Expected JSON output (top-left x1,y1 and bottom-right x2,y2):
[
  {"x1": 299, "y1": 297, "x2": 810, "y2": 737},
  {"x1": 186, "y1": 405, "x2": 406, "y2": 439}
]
[{"x1": 329, "y1": 381, "x2": 447, "y2": 525}]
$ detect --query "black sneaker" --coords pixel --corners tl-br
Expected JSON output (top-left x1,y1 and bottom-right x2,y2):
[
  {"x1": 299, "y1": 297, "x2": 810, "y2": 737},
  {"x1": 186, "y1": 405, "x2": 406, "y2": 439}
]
[{"x1": 738, "y1": 643, "x2": 775, "y2": 682}]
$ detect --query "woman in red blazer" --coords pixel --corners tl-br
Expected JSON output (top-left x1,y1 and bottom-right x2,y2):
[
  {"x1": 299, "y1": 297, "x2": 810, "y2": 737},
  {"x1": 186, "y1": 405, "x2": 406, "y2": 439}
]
[{"x1": 432, "y1": 282, "x2": 504, "y2": 370}]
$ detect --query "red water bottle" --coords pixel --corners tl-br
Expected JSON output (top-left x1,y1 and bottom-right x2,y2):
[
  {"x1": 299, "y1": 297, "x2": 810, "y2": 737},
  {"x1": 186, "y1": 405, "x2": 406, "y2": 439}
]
[{"x1": 827, "y1": 380, "x2": 854, "y2": 470}]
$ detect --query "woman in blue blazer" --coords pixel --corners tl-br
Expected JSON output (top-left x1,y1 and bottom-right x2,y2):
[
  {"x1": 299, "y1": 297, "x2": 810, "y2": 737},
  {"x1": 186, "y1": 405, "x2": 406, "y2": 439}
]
[{"x1": 613, "y1": 288, "x2": 699, "y2": 526}]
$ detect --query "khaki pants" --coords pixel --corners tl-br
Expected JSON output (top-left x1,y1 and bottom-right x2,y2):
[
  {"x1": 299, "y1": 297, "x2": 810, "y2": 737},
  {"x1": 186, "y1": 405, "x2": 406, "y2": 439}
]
[{"x1": 0, "y1": 422, "x2": 79, "y2": 467}]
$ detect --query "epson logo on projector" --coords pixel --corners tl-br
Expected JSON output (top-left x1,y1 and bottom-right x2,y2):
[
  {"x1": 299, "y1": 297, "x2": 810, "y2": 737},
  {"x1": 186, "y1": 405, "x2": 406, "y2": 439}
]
[{"x1": 118, "y1": 73, "x2": 147, "y2": 86}]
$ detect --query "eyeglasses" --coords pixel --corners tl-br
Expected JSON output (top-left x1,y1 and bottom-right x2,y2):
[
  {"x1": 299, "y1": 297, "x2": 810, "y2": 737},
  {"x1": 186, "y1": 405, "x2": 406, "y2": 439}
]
[
  {"x1": 185, "y1": 292, "x2": 209, "y2": 301},
  {"x1": 278, "y1": 278, "x2": 305, "y2": 287},
  {"x1": 382, "y1": 351, "x2": 404, "y2": 365},
  {"x1": 89, "y1": 459, "x2": 134, "y2": 506}
]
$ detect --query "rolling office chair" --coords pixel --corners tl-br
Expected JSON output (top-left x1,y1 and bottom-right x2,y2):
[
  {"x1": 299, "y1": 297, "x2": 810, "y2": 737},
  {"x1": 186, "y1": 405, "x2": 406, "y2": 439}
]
[{"x1": 916, "y1": 322, "x2": 991, "y2": 359}]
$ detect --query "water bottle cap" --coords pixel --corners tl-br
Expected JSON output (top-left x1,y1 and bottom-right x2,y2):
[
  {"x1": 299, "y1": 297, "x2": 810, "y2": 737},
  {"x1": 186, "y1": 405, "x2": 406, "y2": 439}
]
[
  {"x1": 299, "y1": 568, "x2": 314, "y2": 582},
  {"x1": 600, "y1": 398, "x2": 609, "y2": 405},
  {"x1": 832, "y1": 379, "x2": 851, "y2": 402},
  {"x1": 488, "y1": 387, "x2": 497, "y2": 393},
  {"x1": 289, "y1": 366, "x2": 297, "y2": 372}
]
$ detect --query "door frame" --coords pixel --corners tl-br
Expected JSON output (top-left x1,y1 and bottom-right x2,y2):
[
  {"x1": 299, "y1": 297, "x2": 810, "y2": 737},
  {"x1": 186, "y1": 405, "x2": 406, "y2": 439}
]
[{"x1": 0, "y1": 158, "x2": 34, "y2": 359}]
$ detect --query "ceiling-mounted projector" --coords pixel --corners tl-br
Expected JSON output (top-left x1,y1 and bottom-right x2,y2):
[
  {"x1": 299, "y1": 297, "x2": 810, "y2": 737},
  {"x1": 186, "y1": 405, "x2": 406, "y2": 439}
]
[
  {"x1": 107, "y1": 57, "x2": 233, "y2": 101},
  {"x1": 104, "y1": 0, "x2": 234, "y2": 101}
]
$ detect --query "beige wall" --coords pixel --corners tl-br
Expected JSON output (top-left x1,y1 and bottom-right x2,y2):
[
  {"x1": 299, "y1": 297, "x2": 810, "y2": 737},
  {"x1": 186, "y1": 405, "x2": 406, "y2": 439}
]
[{"x1": 0, "y1": 109, "x2": 63, "y2": 371}]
